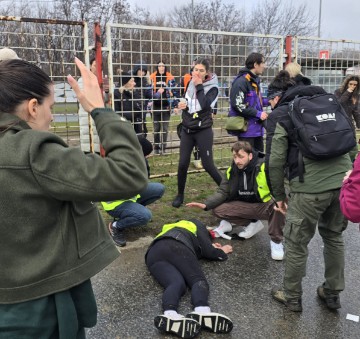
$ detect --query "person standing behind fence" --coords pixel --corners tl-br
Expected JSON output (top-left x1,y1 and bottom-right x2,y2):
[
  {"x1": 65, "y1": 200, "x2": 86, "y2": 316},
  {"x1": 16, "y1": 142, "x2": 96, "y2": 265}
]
[
  {"x1": 228, "y1": 52, "x2": 268, "y2": 152},
  {"x1": 114, "y1": 71, "x2": 144, "y2": 135},
  {"x1": 133, "y1": 62, "x2": 152, "y2": 137},
  {"x1": 172, "y1": 58, "x2": 222, "y2": 208},
  {"x1": 0, "y1": 58, "x2": 148, "y2": 337},
  {"x1": 335, "y1": 75, "x2": 360, "y2": 132},
  {"x1": 150, "y1": 61, "x2": 176, "y2": 154}
]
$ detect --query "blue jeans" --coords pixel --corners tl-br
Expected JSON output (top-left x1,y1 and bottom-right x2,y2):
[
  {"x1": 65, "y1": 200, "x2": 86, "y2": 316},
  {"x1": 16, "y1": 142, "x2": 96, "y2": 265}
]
[{"x1": 108, "y1": 183, "x2": 165, "y2": 230}]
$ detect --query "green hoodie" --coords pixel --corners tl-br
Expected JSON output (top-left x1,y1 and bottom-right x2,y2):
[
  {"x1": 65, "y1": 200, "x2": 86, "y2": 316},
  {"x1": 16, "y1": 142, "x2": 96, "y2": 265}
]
[{"x1": 0, "y1": 108, "x2": 148, "y2": 303}]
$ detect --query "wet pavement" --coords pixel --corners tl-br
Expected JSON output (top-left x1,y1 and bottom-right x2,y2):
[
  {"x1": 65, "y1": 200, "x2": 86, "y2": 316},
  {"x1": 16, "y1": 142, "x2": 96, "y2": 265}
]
[{"x1": 87, "y1": 221, "x2": 360, "y2": 339}]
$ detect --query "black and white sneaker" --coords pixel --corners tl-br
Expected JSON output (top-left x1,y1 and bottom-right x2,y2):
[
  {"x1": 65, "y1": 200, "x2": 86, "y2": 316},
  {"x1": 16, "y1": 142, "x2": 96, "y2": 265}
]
[
  {"x1": 154, "y1": 315, "x2": 201, "y2": 339},
  {"x1": 186, "y1": 312, "x2": 233, "y2": 334},
  {"x1": 108, "y1": 222, "x2": 126, "y2": 247}
]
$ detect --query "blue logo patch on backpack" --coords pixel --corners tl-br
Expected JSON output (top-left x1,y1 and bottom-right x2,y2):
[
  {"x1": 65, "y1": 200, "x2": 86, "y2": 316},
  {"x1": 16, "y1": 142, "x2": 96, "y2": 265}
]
[{"x1": 289, "y1": 93, "x2": 356, "y2": 160}]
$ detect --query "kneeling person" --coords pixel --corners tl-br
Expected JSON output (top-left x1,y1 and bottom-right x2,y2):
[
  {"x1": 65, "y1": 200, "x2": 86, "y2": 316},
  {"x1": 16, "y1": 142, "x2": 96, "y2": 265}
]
[
  {"x1": 146, "y1": 219, "x2": 233, "y2": 339},
  {"x1": 187, "y1": 141, "x2": 285, "y2": 260},
  {"x1": 102, "y1": 182, "x2": 165, "y2": 247}
]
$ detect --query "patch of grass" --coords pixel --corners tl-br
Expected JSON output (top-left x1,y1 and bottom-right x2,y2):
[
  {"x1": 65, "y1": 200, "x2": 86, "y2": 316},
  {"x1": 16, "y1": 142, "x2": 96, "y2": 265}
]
[
  {"x1": 98, "y1": 171, "x2": 220, "y2": 236},
  {"x1": 53, "y1": 103, "x2": 78, "y2": 114}
]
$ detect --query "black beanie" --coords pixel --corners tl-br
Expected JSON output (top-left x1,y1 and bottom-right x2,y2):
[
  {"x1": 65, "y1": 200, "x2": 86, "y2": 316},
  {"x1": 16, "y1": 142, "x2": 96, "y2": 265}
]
[{"x1": 118, "y1": 71, "x2": 132, "y2": 87}]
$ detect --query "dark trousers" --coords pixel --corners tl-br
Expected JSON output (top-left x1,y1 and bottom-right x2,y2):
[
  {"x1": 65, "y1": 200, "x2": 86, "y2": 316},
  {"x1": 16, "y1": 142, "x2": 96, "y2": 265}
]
[
  {"x1": 153, "y1": 110, "x2": 170, "y2": 151},
  {"x1": 237, "y1": 136, "x2": 264, "y2": 152},
  {"x1": 146, "y1": 239, "x2": 209, "y2": 312},
  {"x1": 177, "y1": 127, "x2": 222, "y2": 194},
  {"x1": 213, "y1": 200, "x2": 285, "y2": 243}
]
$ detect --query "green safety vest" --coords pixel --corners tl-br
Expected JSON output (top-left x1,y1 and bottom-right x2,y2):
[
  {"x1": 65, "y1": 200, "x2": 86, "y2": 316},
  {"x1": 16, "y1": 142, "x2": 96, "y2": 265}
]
[
  {"x1": 154, "y1": 220, "x2": 197, "y2": 239},
  {"x1": 226, "y1": 162, "x2": 271, "y2": 202},
  {"x1": 101, "y1": 194, "x2": 141, "y2": 211}
]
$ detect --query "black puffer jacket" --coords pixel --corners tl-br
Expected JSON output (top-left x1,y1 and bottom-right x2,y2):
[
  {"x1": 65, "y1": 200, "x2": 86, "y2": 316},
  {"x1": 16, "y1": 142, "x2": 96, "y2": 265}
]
[
  {"x1": 114, "y1": 89, "x2": 143, "y2": 134},
  {"x1": 146, "y1": 220, "x2": 228, "y2": 261}
]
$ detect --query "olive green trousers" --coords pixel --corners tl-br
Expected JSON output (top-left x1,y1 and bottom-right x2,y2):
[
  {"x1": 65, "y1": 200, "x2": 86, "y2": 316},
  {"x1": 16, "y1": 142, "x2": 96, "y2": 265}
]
[{"x1": 283, "y1": 190, "x2": 347, "y2": 299}]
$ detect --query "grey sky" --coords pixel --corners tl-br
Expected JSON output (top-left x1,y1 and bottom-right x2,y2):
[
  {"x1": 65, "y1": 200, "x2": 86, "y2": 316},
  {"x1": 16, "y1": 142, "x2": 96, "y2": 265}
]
[{"x1": 130, "y1": 0, "x2": 360, "y2": 41}]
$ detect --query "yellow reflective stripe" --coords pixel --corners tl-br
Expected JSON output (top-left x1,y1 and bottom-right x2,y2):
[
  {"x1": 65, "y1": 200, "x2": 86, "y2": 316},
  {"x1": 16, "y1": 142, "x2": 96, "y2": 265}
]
[
  {"x1": 256, "y1": 163, "x2": 271, "y2": 202},
  {"x1": 226, "y1": 166, "x2": 231, "y2": 180},
  {"x1": 155, "y1": 220, "x2": 197, "y2": 239},
  {"x1": 101, "y1": 194, "x2": 141, "y2": 211}
]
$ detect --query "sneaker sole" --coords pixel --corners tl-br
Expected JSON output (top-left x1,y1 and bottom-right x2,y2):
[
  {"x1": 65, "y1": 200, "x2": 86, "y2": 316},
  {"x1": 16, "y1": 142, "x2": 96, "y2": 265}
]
[
  {"x1": 154, "y1": 315, "x2": 201, "y2": 339},
  {"x1": 186, "y1": 313, "x2": 233, "y2": 334}
]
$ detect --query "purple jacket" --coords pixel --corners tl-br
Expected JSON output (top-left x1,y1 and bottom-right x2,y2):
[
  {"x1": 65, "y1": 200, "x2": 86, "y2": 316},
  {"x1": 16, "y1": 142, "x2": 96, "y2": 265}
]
[
  {"x1": 228, "y1": 68, "x2": 268, "y2": 137},
  {"x1": 340, "y1": 153, "x2": 360, "y2": 222}
]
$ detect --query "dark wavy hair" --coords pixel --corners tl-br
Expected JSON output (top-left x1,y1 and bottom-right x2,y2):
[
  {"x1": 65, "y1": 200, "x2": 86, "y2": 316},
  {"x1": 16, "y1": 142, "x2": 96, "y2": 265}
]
[
  {"x1": 339, "y1": 75, "x2": 360, "y2": 105},
  {"x1": 194, "y1": 58, "x2": 210, "y2": 72},
  {"x1": 267, "y1": 70, "x2": 295, "y2": 100},
  {"x1": 0, "y1": 59, "x2": 51, "y2": 114}
]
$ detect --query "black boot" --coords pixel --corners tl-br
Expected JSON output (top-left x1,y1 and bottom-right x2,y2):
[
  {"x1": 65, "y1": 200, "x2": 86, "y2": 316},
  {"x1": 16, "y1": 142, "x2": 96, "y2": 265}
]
[{"x1": 172, "y1": 194, "x2": 184, "y2": 208}]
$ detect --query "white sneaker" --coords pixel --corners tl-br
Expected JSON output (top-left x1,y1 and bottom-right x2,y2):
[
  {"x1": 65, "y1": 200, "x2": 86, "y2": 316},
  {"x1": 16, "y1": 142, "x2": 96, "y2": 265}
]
[
  {"x1": 213, "y1": 220, "x2": 232, "y2": 240},
  {"x1": 238, "y1": 220, "x2": 264, "y2": 239},
  {"x1": 270, "y1": 240, "x2": 284, "y2": 260}
]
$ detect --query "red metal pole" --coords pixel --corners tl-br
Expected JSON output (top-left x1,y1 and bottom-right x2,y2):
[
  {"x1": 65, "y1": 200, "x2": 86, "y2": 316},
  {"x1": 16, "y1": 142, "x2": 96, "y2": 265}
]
[
  {"x1": 285, "y1": 35, "x2": 292, "y2": 67},
  {"x1": 94, "y1": 22, "x2": 106, "y2": 157}
]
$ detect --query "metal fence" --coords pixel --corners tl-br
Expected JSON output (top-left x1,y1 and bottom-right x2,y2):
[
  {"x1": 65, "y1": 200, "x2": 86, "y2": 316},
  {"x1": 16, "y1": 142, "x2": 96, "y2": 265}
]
[
  {"x1": 293, "y1": 36, "x2": 360, "y2": 93},
  {"x1": 1, "y1": 17, "x2": 359, "y2": 177},
  {"x1": 104, "y1": 24, "x2": 284, "y2": 176},
  {"x1": 0, "y1": 16, "x2": 88, "y2": 147}
]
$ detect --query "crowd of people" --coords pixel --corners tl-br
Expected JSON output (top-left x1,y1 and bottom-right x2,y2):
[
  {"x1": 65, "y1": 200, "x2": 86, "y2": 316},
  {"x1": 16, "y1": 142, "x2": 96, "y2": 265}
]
[{"x1": 0, "y1": 46, "x2": 359, "y2": 338}]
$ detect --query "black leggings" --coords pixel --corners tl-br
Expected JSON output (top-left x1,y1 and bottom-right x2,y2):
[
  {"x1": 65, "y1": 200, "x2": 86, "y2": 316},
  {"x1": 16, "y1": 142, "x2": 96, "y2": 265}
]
[
  {"x1": 177, "y1": 127, "x2": 222, "y2": 194},
  {"x1": 146, "y1": 239, "x2": 209, "y2": 312}
]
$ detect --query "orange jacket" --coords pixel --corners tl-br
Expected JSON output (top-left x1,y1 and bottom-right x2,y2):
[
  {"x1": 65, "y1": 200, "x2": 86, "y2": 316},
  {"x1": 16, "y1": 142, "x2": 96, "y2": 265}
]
[{"x1": 150, "y1": 71, "x2": 174, "y2": 92}]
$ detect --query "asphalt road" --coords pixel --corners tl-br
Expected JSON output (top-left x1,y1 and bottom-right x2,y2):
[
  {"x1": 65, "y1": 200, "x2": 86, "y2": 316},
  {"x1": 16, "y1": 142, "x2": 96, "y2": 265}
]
[{"x1": 87, "y1": 221, "x2": 360, "y2": 339}]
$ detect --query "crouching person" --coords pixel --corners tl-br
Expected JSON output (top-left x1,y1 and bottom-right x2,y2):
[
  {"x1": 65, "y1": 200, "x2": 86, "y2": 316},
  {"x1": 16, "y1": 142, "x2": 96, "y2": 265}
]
[
  {"x1": 102, "y1": 182, "x2": 165, "y2": 247},
  {"x1": 145, "y1": 219, "x2": 233, "y2": 339},
  {"x1": 187, "y1": 141, "x2": 285, "y2": 260}
]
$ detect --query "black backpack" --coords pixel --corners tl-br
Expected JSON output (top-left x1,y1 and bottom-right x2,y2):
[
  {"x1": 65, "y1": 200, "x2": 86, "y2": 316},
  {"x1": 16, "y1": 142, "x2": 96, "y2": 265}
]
[{"x1": 288, "y1": 93, "x2": 356, "y2": 182}]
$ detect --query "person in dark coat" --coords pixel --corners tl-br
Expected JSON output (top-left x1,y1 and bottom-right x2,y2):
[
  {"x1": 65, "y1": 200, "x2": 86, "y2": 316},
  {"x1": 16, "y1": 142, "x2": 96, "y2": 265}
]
[
  {"x1": 114, "y1": 71, "x2": 144, "y2": 135},
  {"x1": 146, "y1": 219, "x2": 233, "y2": 338},
  {"x1": 334, "y1": 75, "x2": 360, "y2": 131}
]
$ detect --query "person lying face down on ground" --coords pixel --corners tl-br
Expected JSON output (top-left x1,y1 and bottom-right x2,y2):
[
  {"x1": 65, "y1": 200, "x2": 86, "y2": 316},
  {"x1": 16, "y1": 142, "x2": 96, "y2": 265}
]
[{"x1": 145, "y1": 218, "x2": 233, "y2": 339}]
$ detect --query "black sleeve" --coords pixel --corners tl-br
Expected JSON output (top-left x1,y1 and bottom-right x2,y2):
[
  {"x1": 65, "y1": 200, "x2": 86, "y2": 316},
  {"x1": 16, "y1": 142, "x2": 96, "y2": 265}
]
[
  {"x1": 114, "y1": 89, "x2": 121, "y2": 112},
  {"x1": 230, "y1": 77, "x2": 259, "y2": 118},
  {"x1": 197, "y1": 224, "x2": 228, "y2": 261},
  {"x1": 196, "y1": 85, "x2": 218, "y2": 111}
]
